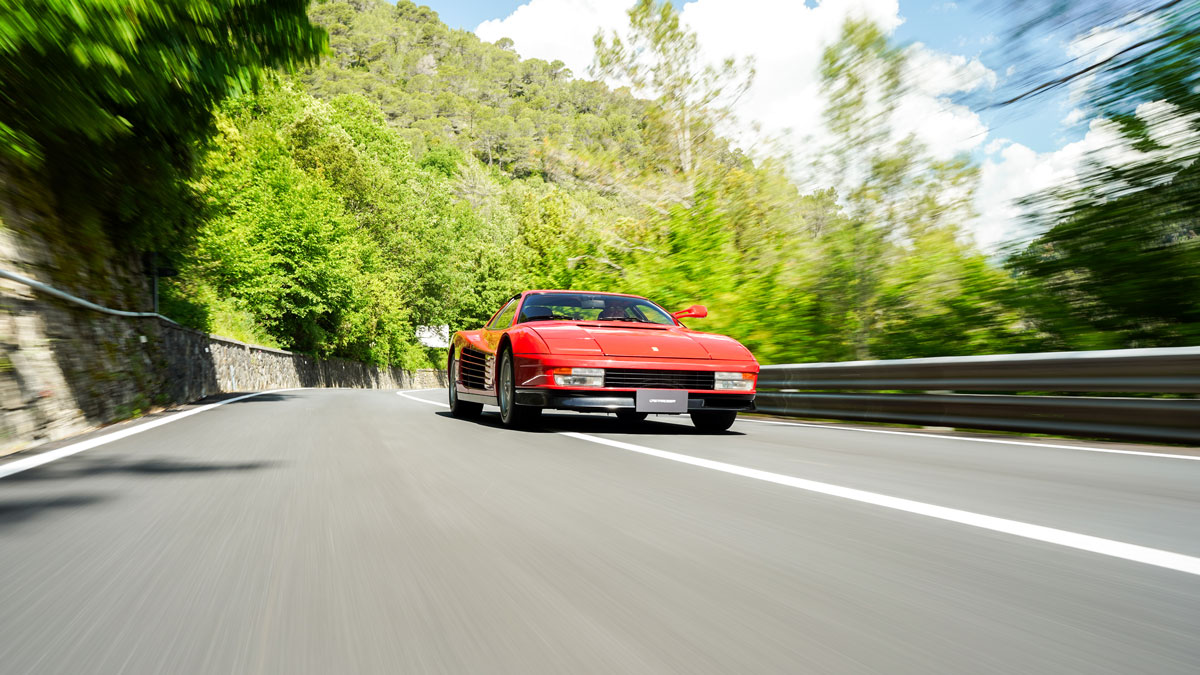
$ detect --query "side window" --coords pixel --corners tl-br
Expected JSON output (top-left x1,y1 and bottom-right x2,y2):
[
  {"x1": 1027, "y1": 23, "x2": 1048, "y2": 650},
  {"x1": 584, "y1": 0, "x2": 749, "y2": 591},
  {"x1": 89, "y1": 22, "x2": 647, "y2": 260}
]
[{"x1": 487, "y1": 298, "x2": 519, "y2": 329}]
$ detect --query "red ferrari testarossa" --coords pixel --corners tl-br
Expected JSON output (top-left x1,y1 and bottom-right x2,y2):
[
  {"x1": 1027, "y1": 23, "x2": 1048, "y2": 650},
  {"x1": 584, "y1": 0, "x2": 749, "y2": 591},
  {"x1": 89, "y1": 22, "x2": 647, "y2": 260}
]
[{"x1": 448, "y1": 290, "x2": 758, "y2": 431}]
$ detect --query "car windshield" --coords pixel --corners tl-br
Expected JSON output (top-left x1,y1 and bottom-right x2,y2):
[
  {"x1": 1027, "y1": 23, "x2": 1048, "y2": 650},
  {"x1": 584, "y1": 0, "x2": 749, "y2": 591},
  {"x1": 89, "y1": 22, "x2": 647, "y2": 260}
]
[{"x1": 519, "y1": 293, "x2": 676, "y2": 325}]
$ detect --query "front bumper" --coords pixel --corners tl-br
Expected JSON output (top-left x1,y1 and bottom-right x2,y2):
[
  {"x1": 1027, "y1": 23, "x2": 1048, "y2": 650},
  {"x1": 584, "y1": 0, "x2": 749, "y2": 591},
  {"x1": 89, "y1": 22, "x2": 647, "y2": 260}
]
[{"x1": 515, "y1": 388, "x2": 755, "y2": 412}]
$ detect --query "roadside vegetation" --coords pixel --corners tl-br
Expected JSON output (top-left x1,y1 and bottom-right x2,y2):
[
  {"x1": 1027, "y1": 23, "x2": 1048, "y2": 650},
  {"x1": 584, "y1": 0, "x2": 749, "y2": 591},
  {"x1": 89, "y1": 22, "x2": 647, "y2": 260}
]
[{"x1": 3, "y1": 0, "x2": 1196, "y2": 368}]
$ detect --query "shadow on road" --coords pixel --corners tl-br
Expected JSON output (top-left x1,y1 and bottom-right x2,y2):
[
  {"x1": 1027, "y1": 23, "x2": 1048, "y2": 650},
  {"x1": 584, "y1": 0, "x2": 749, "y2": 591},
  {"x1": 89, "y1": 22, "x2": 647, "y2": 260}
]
[
  {"x1": 4, "y1": 456, "x2": 278, "y2": 482},
  {"x1": 204, "y1": 392, "x2": 300, "y2": 405},
  {"x1": 0, "y1": 495, "x2": 109, "y2": 532},
  {"x1": 433, "y1": 410, "x2": 745, "y2": 437}
]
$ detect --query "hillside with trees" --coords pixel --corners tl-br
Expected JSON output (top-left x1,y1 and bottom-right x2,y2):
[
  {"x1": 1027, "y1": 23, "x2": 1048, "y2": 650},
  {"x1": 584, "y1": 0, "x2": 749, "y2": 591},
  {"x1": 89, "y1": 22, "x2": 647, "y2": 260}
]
[
  {"x1": 7, "y1": 0, "x2": 1194, "y2": 370},
  {"x1": 157, "y1": 0, "x2": 1039, "y2": 367}
]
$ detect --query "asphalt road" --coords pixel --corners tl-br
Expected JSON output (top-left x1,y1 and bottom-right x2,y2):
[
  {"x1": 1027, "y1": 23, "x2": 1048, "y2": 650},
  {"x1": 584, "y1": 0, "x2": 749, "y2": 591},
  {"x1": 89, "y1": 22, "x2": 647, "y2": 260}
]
[{"x1": 1, "y1": 388, "x2": 1199, "y2": 674}]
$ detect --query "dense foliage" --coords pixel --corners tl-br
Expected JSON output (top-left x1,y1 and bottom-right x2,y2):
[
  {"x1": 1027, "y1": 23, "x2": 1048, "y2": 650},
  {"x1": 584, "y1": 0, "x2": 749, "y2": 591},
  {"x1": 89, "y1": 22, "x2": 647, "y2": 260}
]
[
  {"x1": 178, "y1": 0, "x2": 1025, "y2": 367},
  {"x1": 0, "y1": 0, "x2": 325, "y2": 250},
  {"x1": 10, "y1": 0, "x2": 1193, "y2": 369},
  {"x1": 165, "y1": 81, "x2": 535, "y2": 366}
]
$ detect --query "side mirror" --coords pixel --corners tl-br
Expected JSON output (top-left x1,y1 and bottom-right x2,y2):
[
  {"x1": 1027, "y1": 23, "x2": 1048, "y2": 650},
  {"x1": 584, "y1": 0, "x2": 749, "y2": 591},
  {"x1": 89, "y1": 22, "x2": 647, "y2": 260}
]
[{"x1": 672, "y1": 304, "x2": 708, "y2": 320}]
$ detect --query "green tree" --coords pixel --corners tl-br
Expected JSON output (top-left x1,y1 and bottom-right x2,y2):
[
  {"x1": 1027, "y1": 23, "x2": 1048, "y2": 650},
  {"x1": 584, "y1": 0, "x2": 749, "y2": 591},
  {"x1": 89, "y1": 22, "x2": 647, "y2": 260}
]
[
  {"x1": 812, "y1": 20, "x2": 1025, "y2": 360},
  {"x1": 592, "y1": 0, "x2": 754, "y2": 182},
  {"x1": 0, "y1": 0, "x2": 325, "y2": 249},
  {"x1": 1005, "y1": 2, "x2": 1200, "y2": 349}
]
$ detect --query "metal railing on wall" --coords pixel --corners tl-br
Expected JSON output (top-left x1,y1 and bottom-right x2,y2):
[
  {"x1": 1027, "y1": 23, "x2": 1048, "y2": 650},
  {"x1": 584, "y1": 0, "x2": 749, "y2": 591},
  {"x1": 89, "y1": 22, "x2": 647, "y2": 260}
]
[
  {"x1": 756, "y1": 347, "x2": 1200, "y2": 444},
  {"x1": 0, "y1": 267, "x2": 178, "y2": 325}
]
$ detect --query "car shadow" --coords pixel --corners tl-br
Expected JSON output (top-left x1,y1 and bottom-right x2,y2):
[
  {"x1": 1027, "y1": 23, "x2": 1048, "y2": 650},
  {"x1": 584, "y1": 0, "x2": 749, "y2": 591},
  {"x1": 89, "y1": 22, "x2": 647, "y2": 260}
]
[
  {"x1": 4, "y1": 456, "x2": 279, "y2": 482},
  {"x1": 434, "y1": 410, "x2": 746, "y2": 436},
  {"x1": 1, "y1": 458, "x2": 277, "y2": 534},
  {"x1": 210, "y1": 392, "x2": 300, "y2": 404},
  {"x1": 0, "y1": 494, "x2": 110, "y2": 532}
]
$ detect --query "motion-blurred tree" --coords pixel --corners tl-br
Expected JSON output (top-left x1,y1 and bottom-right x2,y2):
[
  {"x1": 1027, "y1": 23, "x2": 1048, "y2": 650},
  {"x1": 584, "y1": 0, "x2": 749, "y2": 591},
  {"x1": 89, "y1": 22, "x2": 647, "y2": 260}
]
[
  {"x1": 820, "y1": 22, "x2": 953, "y2": 357},
  {"x1": 0, "y1": 0, "x2": 325, "y2": 250},
  {"x1": 816, "y1": 20, "x2": 1031, "y2": 359},
  {"x1": 592, "y1": 0, "x2": 754, "y2": 184},
  {"x1": 1003, "y1": 1, "x2": 1200, "y2": 348}
]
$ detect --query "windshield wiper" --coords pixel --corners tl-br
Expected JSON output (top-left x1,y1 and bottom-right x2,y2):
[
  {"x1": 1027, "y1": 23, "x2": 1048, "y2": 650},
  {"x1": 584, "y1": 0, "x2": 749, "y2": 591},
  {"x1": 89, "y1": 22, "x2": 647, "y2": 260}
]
[{"x1": 595, "y1": 317, "x2": 655, "y2": 324}]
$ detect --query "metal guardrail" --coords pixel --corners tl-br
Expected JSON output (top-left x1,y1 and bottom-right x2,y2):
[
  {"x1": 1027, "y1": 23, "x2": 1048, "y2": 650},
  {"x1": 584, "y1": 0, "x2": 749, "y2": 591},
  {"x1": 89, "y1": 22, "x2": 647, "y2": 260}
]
[
  {"x1": 0, "y1": 267, "x2": 178, "y2": 325},
  {"x1": 756, "y1": 347, "x2": 1200, "y2": 444}
]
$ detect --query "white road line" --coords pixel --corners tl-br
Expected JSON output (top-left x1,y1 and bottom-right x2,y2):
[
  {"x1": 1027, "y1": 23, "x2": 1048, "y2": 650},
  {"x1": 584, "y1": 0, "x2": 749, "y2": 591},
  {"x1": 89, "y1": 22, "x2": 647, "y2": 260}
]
[
  {"x1": 400, "y1": 387, "x2": 1198, "y2": 461},
  {"x1": 397, "y1": 390, "x2": 449, "y2": 406},
  {"x1": 396, "y1": 388, "x2": 1200, "y2": 576},
  {"x1": 741, "y1": 418, "x2": 1200, "y2": 461},
  {"x1": 0, "y1": 389, "x2": 301, "y2": 480},
  {"x1": 559, "y1": 431, "x2": 1200, "y2": 577}
]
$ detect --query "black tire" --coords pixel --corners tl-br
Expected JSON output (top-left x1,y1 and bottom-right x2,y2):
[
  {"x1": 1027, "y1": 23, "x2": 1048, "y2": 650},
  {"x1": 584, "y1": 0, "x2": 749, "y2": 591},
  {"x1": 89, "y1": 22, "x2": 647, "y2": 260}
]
[
  {"x1": 448, "y1": 356, "x2": 482, "y2": 419},
  {"x1": 690, "y1": 410, "x2": 737, "y2": 432},
  {"x1": 615, "y1": 410, "x2": 648, "y2": 425},
  {"x1": 498, "y1": 349, "x2": 541, "y2": 428}
]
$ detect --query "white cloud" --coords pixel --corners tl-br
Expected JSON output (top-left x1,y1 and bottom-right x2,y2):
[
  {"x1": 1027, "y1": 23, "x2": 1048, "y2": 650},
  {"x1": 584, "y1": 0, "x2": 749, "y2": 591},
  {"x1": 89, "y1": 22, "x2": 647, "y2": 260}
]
[
  {"x1": 1061, "y1": 107, "x2": 1087, "y2": 126},
  {"x1": 478, "y1": 0, "x2": 903, "y2": 146},
  {"x1": 474, "y1": 0, "x2": 1183, "y2": 252},
  {"x1": 478, "y1": 0, "x2": 986, "y2": 159},
  {"x1": 888, "y1": 44, "x2": 995, "y2": 158},
  {"x1": 475, "y1": 0, "x2": 630, "y2": 77},
  {"x1": 984, "y1": 137, "x2": 1011, "y2": 155},
  {"x1": 676, "y1": 0, "x2": 906, "y2": 156},
  {"x1": 973, "y1": 101, "x2": 1200, "y2": 250},
  {"x1": 975, "y1": 122, "x2": 1122, "y2": 249},
  {"x1": 893, "y1": 89, "x2": 989, "y2": 159},
  {"x1": 906, "y1": 44, "x2": 997, "y2": 97}
]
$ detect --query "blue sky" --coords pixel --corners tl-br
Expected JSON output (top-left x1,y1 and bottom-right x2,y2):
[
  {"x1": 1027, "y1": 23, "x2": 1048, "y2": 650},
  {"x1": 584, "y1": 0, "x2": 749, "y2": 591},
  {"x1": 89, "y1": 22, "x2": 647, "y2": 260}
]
[
  {"x1": 418, "y1": 0, "x2": 1079, "y2": 154},
  {"x1": 422, "y1": 0, "x2": 524, "y2": 31},
  {"x1": 891, "y1": 2, "x2": 1080, "y2": 153}
]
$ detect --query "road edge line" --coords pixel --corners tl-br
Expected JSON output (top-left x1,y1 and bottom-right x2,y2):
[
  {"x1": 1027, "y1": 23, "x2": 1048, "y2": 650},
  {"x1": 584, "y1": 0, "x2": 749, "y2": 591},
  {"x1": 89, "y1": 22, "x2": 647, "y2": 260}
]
[
  {"x1": 0, "y1": 389, "x2": 302, "y2": 480},
  {"x1": 558, "y1": 430, "x2": 1200, "y2": 577},
  {"x1": 741, "y1": 418, "x2": 1200, "y2": 461},
  {"x1": 395, "y1": 387, "x2": 1200, "y2": 576},
  {"x1": 397, "y1": 390, "x2": 450, "y2": 406}
]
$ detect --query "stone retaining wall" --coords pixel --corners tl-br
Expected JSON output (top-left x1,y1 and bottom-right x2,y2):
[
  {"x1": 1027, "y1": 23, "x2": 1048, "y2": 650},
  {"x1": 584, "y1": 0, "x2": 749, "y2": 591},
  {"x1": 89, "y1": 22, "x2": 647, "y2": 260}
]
[
  {"x1": 0, "y1": 162, "x2": 443, "y2": 456},
  {"x1": 0, "y1": 299, "x2": 446, "y2": 455},
  {"x1": 157, "y1": 320, "x2": 446, "y2": 403}
]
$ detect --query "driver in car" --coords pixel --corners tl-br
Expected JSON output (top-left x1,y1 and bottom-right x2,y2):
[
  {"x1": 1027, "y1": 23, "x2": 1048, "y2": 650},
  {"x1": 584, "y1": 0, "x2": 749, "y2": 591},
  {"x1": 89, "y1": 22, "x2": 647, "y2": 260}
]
[{"x1": 598, "y1": 299, "x2": 632, "y2": 320}]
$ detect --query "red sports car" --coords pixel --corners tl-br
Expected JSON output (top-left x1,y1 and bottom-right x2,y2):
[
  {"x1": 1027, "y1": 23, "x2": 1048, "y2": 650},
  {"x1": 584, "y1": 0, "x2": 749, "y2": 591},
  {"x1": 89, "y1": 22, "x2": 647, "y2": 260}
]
[{"x1": 448, "y1": 290, "x2": 759, "y2": 431}]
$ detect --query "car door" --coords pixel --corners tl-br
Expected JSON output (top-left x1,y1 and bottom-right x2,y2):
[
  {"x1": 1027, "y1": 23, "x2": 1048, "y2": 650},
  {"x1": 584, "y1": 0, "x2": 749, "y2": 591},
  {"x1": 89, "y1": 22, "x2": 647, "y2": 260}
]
[{"x1": 480, "y1": 295, "x2": 520, "y2": 389}]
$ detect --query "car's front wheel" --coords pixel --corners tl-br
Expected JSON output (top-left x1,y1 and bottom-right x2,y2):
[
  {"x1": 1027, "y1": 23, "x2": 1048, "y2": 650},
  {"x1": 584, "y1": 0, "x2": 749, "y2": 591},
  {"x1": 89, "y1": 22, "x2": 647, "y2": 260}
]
[
  {"x1": 448, "y1": 357, "x2": 482, "y2": 419},
  {"x1": 690, "y1": 410, "x2": 737, "y2": 432},
  {"x1": 498, "y1": 349, "x2": 541, "y2": 428}
]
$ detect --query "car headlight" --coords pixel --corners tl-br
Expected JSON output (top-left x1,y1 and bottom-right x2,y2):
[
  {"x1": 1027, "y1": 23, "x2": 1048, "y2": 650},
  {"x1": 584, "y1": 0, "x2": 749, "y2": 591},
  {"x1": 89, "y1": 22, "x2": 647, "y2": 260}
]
[
  {"x1": 714, "y1": 371, "x2": 755, "y2": 391},
  {"x1": 552, "y1": 367, "x2": 604, "y2": 387}
]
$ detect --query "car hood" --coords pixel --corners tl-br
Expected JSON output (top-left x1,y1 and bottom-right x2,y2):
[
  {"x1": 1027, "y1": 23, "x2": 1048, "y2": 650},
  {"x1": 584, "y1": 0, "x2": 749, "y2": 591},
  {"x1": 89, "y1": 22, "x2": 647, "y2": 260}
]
[{"x1": 529, "y1": 323, "x2": 754, "y2": 361}]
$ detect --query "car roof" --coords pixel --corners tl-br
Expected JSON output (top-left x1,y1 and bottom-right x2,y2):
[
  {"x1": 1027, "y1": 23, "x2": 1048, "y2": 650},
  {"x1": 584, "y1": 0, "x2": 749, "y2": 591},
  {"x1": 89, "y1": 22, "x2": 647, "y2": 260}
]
[{"x1": 521, "y1": 289, "x2": 647, "y2": 300}]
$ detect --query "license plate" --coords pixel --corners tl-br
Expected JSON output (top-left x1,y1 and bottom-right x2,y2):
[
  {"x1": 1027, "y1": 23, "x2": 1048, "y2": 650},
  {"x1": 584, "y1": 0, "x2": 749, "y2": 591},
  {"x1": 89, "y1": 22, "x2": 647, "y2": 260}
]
[{"x1": 635, "y1": 389, "x2": 688, "y2": 413}]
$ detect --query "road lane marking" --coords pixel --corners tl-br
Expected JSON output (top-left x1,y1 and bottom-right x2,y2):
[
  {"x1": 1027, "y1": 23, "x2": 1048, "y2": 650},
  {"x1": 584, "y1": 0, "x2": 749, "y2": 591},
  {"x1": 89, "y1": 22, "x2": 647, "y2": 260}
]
[
  {"x1": 559, "y1": 431, "x2": 1200, "y2": 577},
  {"x1": 397, "y1": 390, "x2": 448, "y2": 406},
  {"x1": 0, "y1": 389, "x2": 301, "y2": 480},
  {"x1": 742, "y1": 418, "x2": 1200, "y2": 461},
  {"x1": 400, "y1": 388, "x2": 1198, "y2": 461},
  {"x1": 396, "y1": 388, "x2": 1200, "y2": 576}
]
